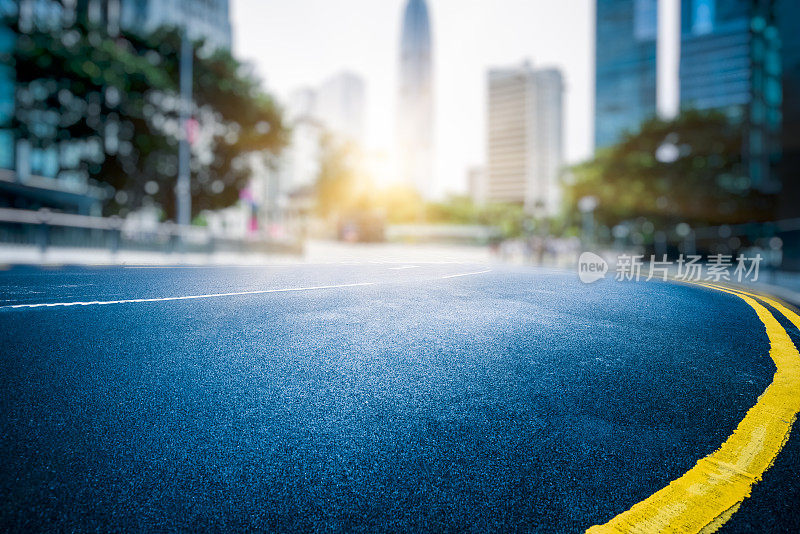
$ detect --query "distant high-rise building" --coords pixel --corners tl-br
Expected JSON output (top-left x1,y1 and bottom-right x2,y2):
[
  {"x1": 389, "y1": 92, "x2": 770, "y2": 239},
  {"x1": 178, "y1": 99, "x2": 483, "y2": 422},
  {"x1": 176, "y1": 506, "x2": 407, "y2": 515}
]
[
  {"x1": 595, "y1": 0, "x2": 658, "y2": 149},
  {"x1": 680, "y1": 0, "x2": 782, "y2": 192},
  {"x1": 467, "y1": 166, "x2": 487, "y2": 207},
  {"x1": 285, "y1": 71, "x2": 366, "y2": 145},
  {"x1": 277, "y1": 118, "x2": 324, "y2": 196},
  {"x1": 486, "y1": 62, "x2": 564, "y2": 214},
  {"x1": 397, "y1": 0, "x2": 434, "y2": 198},
  {"x1": 120, "y1": 0, "x2": 232, "y2": 50},
  {"x1": 273, "y1": 71, "x2": 367, "y2": 216},
  {"x1": 314, "y1": 72, "x2": 366, "y2": 145},
  {"x1": 286, "y1": 88, "x2": 318, "y2": 122}
]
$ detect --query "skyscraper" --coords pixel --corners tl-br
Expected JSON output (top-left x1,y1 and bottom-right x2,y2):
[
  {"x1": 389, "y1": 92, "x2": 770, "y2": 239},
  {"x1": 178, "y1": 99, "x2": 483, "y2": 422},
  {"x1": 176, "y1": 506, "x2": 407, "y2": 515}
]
[
  {"x1": 279, "y1": 70, "x2": 367, "y2": 201},
  {"x1": 0, "y1": 1, "x2": 14, "y2": 172},
  {"x1": 315, "y1": 72, "x2": 366, "y2": 145},
  {"x1": 486, "y1": 62, "x2": 564, "y2": 214},
  {"x1": 397, "y1": 0, "x2": 433, "y2": 198},
  {"x1": 595, "y1": 0, "x2": 658, "y2": 149},
  {"x1": 777, "y1": 0, "x2": 800, "y2": 219},
  {"x1": 777, "y1": 0, "x2": 800, "y2": 269},
  {"x1": 120, "y1": 0, "x2": 232, "y2": 51},
  {"x1": 680, "y1": 0, "x2": 782, "y2": 192},
  {"x1": 0, "y1": 0, "x2": 234, "y2": 215}
]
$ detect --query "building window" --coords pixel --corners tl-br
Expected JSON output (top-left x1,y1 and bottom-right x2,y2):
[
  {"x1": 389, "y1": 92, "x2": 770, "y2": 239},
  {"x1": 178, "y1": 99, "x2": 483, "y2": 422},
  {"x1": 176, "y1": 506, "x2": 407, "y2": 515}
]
[
  {"x1": 634, "y1": 0, "x2": 658, "y2": 41},
  {"x1": 0, "y1": 66, "x2": 12, "y2": 125},
  {"x1": 0, "y1": 129, "x2": 12, "y2": 169},
  {"x1": 692, "y1": 0, "x2": 715, "y2": 36}
]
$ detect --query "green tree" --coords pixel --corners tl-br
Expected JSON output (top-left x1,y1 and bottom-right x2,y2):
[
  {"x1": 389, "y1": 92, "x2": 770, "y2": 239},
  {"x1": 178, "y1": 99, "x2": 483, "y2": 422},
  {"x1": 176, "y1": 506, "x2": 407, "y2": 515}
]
[
  {"x1": 425, "y1": 196, "x2": 532, "y2": 239},
  {"x1": 9, "y1": 17, "x2": 287, "y2": 220},
  {"x1": 564, "y1": 109, "x2": 775, "y2": 229}
]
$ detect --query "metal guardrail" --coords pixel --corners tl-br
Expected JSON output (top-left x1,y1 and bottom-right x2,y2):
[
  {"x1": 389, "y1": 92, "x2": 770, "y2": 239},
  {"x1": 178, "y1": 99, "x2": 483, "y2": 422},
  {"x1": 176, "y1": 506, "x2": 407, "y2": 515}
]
[
  {"x1": 0, "y1": 208, "x2": 303, "y2": 256},
  {"x1": 0, "y1": 208, "x2": 119, "y2": 230}
]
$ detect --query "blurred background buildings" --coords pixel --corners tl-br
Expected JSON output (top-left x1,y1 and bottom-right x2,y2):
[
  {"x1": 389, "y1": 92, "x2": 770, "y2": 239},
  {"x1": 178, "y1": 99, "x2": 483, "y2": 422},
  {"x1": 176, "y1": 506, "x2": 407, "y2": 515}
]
[
  {"x1": 0, "y1": 0, "x2": 234, "y2": 218},
  {"x1": 776, "y1": 0, "x2": 800, "y2": 220},
  {"x1": 0, "y1": 0, "x2": 110, "y2": 216},
  {"x1": 595, "y1": 0, "x2": 658, "y2": 150},
  {"x1": 485, "y1": 62, "x2": 564, "y2": 215},
  {"x1": 0, "y1": 0, "x2": 799, "y2": 272},
  {"x1": 596, "y1": 0, "x2": 794, "y2": 198},
  {"x1": 120, "y1": 0, "x2": 232, "y2": 51},
  {"x1": 592, "y1": 0, "x2": 800, "y2": 268},
  {"x1": 679, "y1": 0, "x2": 781, "y2": 193},
  {"x1": 261, "y1": 71, "x2": 368, "y2": 237},
  {"x1": 397, "y1": 0, "x2": 434, "y2": 199}
]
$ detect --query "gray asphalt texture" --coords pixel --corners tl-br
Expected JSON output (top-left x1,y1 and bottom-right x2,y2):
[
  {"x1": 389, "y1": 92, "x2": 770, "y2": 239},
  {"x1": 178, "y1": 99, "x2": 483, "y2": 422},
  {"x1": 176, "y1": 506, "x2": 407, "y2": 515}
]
[{"x1": 0, "y1": 264, "x2": 798, "y2": 532}]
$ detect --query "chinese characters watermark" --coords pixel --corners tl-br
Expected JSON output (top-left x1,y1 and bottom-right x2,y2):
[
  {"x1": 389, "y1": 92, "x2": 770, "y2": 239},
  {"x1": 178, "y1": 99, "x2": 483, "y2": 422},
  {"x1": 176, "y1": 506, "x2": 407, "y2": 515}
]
[{"x1": 578, "y1": 253, "x2": 763, "y2": 284}]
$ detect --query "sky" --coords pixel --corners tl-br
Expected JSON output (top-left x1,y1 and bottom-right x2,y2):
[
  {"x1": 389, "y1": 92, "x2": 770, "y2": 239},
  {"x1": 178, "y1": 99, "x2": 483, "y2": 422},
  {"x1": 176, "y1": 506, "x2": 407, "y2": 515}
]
[{"x1": 231, "y1": 0, "x2": 595, "y2": 197}]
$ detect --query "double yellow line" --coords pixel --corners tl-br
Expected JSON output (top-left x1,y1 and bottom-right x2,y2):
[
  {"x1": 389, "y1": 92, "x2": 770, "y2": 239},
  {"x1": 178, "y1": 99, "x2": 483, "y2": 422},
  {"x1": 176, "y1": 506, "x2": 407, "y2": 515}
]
[{"x1": 588, "y1": 283, "x2": 800, "y2": 533}]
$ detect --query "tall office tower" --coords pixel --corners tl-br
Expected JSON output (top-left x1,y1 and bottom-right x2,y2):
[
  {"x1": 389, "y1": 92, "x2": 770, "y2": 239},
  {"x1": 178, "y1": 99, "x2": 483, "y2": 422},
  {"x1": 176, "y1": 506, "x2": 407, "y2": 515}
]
[
  {"x1": 777, "y1": 0, "x2": 800, "y2": 219},
  {"x1": 467, "y1": 166, "x2": 487, "y2": 207},
  {"x1": 120, "y1": 0, "x2": 232, "y2": 50},
  {"x1": 486, "y1": 63, "x2": 564, "y2": 214},
  {"x1": 680, "y1": 0, "x2": 782, "y2": 192},
  {"x1": 0, "y1": 1, "x2": 14, "y2": 172},
  {"x1": 0, "y1": 0, "x2": 109, "y2": 214},
  {"x1": 595, "y1": 0, "x2": 658, "y2": 149},
  {"x1": 397, "y1": 0, "x2": 434, "y2": 198},
  {"x1": 0, "y1": 0, "x2": 233, "y2": 215},
  {"x1": 314, "y1": 71, "x2": 366, "y2": 145}
]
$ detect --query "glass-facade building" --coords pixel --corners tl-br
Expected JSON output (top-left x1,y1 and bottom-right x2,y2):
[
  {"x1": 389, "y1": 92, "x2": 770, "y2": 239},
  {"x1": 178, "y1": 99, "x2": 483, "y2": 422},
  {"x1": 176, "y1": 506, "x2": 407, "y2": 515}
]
[
  {"x1": 594, "y1": 0, "x2": 658, "y2": 149},
  {"x1": 120, "y1": 0, "x2": 232, "y2": 51},
  {"x1": 0, "y1": 0, "x2": 101, "y2": 213},
  {"x1": 0, "y1": 0, "x2": 232, "y2": 214},
  {"x1": 680, "y1": 0, "x2": 782, "y2": 191},
  {"x1": 0, "y1": 0, "x2": 15, "y2": 171},
  {"x1": 777, "y1": 0, "x2": 800, "y2": 218}
]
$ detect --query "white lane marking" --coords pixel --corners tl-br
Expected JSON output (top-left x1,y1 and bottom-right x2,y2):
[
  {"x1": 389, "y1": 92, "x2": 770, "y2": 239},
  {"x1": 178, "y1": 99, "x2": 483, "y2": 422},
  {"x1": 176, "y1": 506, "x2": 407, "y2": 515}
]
[
  {"x1": 440, "y1": 269, "x2": 492, "y2": 279},
  {"x1": 388, "y1": 265, "x2": 419, "y2": 270},
  {"x1": 3, "y1": 282, "x2": 376, "y2": 310}
]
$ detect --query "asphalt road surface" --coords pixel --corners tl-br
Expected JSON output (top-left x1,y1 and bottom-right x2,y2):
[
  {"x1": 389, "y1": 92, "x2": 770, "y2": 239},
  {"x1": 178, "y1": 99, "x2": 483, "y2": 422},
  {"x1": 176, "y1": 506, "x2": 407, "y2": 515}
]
[{"x1": 0, "y1": 263, "x2": 798, "y2": 532}]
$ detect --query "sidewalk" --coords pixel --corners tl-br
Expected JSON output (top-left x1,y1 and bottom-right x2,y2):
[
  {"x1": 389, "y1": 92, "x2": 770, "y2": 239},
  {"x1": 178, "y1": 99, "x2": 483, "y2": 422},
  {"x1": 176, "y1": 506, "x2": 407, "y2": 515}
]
[
  {"x1": 0, "y1": 244, "x2": 298, "y2": 267},
  {"x1": 0, "y1": 240, "x2": 493, "y2": 267}
]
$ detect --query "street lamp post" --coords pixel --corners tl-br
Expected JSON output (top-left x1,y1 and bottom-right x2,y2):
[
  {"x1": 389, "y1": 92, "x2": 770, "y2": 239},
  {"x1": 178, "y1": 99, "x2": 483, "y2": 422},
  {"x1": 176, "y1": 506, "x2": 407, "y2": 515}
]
[
  {"x1": 578, "y1": 196, "x2": 598, "y2": 249},
  {"x1": 176, "y1": 31, "x2": 193, "y2": 227}
]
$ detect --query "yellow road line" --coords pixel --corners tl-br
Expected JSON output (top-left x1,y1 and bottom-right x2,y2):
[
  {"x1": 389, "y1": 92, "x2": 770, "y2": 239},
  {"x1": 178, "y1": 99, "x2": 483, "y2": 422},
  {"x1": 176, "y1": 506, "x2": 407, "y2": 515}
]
[
  {"x1": 704, "y1": 283, "x2": 800, "y2": 333},
  {"x1": 587, "y1": 283, "x2": 800, "y2": 533}
]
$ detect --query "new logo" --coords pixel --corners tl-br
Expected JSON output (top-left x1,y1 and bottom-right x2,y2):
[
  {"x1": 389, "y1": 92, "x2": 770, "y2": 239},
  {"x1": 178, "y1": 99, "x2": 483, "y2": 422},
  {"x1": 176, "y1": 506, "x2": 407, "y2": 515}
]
[{"x1": 578, "y1": 252, "x2": 608, "y2": 283}]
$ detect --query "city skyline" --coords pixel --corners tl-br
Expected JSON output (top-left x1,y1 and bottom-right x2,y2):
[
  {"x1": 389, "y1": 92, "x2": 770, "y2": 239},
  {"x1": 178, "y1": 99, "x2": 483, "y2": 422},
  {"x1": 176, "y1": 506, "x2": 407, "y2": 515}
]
[{"x1": 231, "y1": 0, "x2": 593, "y2": 197}]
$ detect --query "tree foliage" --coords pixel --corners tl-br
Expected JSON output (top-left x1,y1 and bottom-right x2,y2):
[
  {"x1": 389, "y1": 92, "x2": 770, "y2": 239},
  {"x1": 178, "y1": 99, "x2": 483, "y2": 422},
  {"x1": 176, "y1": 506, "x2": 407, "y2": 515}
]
[
  {"x1": 425, "y1": 196, "x2": 532, "y2": 238},
  {"x1": 9, "y1": 17, "x2": 287, "y2": 219},
  {"x1": 564, "y1": 109, "x2": 775, "y2": 228}
]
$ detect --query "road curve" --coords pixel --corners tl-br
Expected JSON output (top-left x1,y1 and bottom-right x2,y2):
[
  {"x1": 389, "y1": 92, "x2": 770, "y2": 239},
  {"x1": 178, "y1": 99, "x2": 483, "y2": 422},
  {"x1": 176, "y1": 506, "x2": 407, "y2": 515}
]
[{"x1": 0, "y1": 264, "x2": 798, "y2": 532}]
